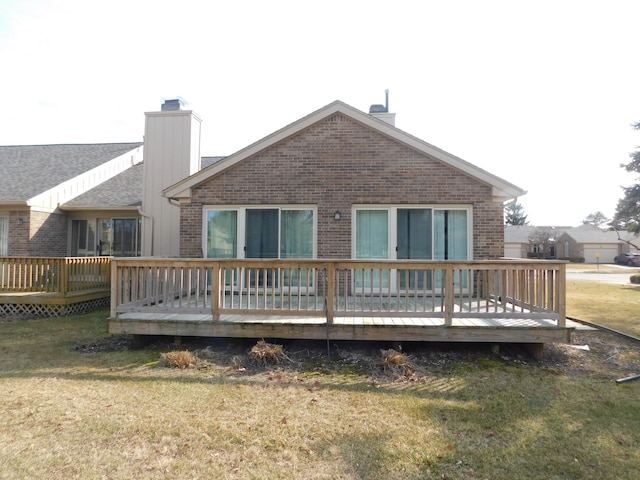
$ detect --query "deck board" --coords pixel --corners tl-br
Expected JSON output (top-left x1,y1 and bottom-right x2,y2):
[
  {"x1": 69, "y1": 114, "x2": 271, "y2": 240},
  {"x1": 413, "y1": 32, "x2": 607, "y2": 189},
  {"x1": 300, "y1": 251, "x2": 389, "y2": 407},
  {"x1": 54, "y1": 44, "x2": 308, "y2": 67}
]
[{"x1": 110, "y1": 310, "x2": 577, "y2": 345}]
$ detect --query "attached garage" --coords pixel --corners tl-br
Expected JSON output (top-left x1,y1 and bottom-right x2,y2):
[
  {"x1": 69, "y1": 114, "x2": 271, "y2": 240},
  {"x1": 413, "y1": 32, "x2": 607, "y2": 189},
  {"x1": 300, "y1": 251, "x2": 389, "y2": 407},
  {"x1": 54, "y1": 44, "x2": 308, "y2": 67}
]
[
  {"x1": 555, "y1": 225, "x2": 631, "y2": 263},
  {"x1": 504, "y1": 244, "x2": 523, "y2": 258},
  {"x1": 582, "y1": 245, "x2": 619, "y2": 264}
]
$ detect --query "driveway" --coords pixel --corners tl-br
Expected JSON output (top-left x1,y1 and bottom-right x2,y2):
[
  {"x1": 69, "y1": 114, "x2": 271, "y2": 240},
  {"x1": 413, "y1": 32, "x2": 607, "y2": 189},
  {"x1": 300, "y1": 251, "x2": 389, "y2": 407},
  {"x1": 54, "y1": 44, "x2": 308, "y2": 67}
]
[{"x1": 566, "y1": 266, "x2": 637, "y2": 284}]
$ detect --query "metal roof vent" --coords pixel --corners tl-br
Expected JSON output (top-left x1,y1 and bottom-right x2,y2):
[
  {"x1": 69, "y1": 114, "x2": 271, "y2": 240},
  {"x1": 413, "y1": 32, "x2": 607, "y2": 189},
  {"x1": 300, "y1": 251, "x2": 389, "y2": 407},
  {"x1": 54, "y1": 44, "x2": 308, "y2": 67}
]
[
  {"x1": 369, "y1": 89, "x2": 389, "y2": 113},
  {"x1": 368, "y1": 90, "x2": 395, "y2": 126}
]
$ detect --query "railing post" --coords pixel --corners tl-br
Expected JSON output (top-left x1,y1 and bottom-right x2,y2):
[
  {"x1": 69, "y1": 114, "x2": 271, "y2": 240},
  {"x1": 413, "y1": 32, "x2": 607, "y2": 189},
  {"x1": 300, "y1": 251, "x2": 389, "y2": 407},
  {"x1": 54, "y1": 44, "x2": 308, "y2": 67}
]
[
  {"x1": 557, "y1": 263, "x2": 566, "y2": 327},
  {"x1": 211, "y1": 262, "x2": 220, "y2": 321},
  {"x1": 59, "y1": 258, "x2": 69, "y2": 295},
  {"x1": 110, "y1": 259, "x2": 119, "y2": 319},
  {"x1": 444, "y1": 266, "x2": 454, "y2": 326},
  {"x1": 326, "y1": 262, "x2": 335, "y2": 324}
]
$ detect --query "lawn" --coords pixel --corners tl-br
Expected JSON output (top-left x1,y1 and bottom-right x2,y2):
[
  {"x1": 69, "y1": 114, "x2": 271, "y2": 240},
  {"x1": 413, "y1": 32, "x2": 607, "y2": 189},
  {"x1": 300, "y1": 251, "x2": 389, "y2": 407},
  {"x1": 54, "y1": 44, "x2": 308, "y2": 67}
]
[
  {"x1": 1, "y1": 273, "x2": 639, "y2": 479},
  {"x1": 566, "y1": 263, "x2": 640, "y2": 338}
]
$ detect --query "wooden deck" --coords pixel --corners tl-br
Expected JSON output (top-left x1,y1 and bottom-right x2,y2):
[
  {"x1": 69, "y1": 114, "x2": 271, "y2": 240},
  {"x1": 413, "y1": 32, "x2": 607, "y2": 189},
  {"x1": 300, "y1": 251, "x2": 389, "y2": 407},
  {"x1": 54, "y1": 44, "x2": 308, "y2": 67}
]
[
  {"x1": 109, "y1": 258, "x2": 572, "y2": 351},
  {"x1": 1, "y1": 257, "x2": 111, "y2": 316}
]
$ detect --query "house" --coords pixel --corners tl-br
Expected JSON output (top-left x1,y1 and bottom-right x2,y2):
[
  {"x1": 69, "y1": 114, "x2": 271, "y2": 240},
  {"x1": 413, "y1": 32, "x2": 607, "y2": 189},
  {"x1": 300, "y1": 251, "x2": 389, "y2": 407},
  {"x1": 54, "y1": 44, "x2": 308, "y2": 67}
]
[
  {"x1": 0, "y1": 142, "x2": 143, "y2": 257},
  {"x1": 163, "y1": 100, "x2": 525, "y2": 263},
  {"x1": 2, "y1": 99, "x2": 525, "y2": 264},
  {"x1": 104, "y1": 99, "x2": 576, "y2": 355},
  {"x1": 556, "y1": 224, "x2": 635, "y2": 263},
  {"x1": 504, "y1": 225, "x2": 568, "y2": 259},
  {"x1": 6, "y1": 98, "x2": 575, "y2": 355},
  {"x1": 505, "y1": 224, "x2": 636, "y2": 262}
]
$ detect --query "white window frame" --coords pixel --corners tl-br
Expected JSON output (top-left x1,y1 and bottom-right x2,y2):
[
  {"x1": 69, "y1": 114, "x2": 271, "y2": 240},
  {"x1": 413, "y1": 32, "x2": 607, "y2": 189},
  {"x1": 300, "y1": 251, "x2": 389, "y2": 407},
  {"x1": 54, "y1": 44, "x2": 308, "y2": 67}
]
[
  {"x1": 202, "y1": 205, "x2": 318, "y2": 260},
  {"x1": 352, "y1": 204, "x2": 473, "y2": 293},
  {"x1": 0, "y1": 214, "x2": 8, "y2": 256},
  {"x1": 203, "y1": 205, "x2": 318, "y2": 293},
  {"x1": 69, "y1": 217, "x2": 141, "y2": 257}
]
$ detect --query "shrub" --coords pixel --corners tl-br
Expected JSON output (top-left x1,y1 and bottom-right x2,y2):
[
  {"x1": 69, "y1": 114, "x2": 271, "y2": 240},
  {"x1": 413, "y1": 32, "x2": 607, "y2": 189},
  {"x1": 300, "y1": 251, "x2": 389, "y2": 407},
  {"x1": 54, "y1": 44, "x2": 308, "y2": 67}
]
[
  {"x1": 631, "y1": 274, "x2": 640, "y2": 284},
  {"x1": 249, "y1": 340, "x2": 284, "y2": 366},
  {"x1": 379, "y1": 349, "x2": 410, "y2": 375}
]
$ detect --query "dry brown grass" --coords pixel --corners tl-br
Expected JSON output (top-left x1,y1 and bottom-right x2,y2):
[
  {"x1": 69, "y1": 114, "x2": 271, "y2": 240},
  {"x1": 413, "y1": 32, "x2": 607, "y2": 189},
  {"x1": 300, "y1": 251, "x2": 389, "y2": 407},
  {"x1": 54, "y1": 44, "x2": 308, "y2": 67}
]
[
  {"x1": 1, "y1": 306, "x2": 640, "y2": 479},
  {"x1": 249, "y1": 339, "x2": 285, "y2": 366},
  {"x1": 160, "y1": 350, "x2": 196, "y2": 369},
  {"x1": 379, "y1": 348, "x2": 409, "y2": 374}
]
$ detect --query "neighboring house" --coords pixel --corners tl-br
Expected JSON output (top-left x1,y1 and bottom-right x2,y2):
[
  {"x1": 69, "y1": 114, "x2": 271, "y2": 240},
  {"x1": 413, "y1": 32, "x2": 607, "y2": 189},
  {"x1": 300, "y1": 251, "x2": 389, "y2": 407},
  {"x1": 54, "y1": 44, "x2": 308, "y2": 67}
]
[
  {"x1": 0, "y1": 143, "x2": 143, "y2": 257},
  {"x1": 504, "y1": 225, "x2": 543, "y2": 258},
  {"x1": 556, "y1": 224, "x2": 635, "y2": 263},
  {"x1": 504, "y1": 225, "x2": 567, "y2": 259},
  {"x1": 505, "y1": 224, "x2": 637, "y2": 262},
  {"x1": 163, "y1": 100, "x2": 525, "y2": 265}
]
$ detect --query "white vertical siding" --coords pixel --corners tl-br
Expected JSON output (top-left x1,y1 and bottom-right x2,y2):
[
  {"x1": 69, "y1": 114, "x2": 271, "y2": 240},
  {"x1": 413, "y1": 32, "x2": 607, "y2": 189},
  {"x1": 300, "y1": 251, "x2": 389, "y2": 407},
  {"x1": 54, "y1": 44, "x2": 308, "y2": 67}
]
[{"x1": 142, "y1": 109, "x2": 202, "y2": 257}]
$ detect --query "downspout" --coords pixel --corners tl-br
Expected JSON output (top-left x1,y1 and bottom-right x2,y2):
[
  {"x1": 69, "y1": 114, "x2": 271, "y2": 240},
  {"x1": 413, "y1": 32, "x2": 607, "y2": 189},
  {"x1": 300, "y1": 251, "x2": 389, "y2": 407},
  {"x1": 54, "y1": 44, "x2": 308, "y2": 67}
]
[{"x1": 137, "y1": 207, "x2": 153, "y2": 256}]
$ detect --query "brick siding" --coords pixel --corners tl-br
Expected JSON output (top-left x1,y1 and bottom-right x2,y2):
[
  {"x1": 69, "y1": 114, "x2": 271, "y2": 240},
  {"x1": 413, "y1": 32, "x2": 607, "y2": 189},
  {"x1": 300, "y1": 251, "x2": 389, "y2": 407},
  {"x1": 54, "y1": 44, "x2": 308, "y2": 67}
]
[
  {"x1": 180, "y1": 114, "x2": 504, "y2": 259},
  {"x1": 7, "y1": 210, "x2": 67, "y2": 256}
]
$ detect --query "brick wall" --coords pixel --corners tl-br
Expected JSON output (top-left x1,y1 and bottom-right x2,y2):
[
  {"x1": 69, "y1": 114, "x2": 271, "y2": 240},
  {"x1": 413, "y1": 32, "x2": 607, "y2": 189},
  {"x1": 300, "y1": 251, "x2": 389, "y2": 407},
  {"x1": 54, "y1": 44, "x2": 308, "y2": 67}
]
[
  {"x1": 7, "y1": 210, "x2": 68, "y2": 256},
  {"x1": 181, "y1": 114, "x2": 504, "y2": 259}
]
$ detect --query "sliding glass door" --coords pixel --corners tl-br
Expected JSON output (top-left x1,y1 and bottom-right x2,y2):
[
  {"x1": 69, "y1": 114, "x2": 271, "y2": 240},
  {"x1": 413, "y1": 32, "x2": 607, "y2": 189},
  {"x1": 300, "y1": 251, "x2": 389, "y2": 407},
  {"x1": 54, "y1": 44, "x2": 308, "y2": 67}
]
[
  {"x1": 281, "y1": 209, "x2": 314, "y2": 286},
  {"x1": 397, "y1": 208, "x2": 432, "y2": 289},
  {"x1": 205, "y1": 206, "x2": 316, "y2": 290},
  {"x1": 355, "y1": 210, "x2": 389, "y2": 289},
  {"x1": 354, "y1": 206, "x2": 470, "y2": 293}
]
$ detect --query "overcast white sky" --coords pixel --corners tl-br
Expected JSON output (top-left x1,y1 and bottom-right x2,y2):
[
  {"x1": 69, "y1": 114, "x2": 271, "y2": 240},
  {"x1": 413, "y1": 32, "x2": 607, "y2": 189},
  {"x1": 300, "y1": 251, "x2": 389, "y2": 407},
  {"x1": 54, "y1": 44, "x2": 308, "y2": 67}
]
[{"x1": 1, "y1": 0, "x2": 638, "y2": 227}]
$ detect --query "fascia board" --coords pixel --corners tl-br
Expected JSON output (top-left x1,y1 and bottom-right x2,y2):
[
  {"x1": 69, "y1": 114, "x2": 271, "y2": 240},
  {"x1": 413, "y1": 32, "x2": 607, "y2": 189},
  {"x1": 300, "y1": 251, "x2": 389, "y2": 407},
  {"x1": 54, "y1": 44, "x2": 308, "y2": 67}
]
[{"x1": 58, "y1": 205, "x2": 140, "y2": 211}]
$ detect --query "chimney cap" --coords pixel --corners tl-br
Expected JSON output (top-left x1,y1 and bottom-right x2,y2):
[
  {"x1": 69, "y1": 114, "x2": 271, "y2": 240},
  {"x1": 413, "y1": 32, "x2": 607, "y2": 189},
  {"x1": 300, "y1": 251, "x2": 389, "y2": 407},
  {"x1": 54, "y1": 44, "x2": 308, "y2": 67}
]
[
  {"x1": 161, "y1": 97, "x2": 188, "y2": 111},
  {"x1": 369, "y1": 104, "x2": 387, "y2": 113}
]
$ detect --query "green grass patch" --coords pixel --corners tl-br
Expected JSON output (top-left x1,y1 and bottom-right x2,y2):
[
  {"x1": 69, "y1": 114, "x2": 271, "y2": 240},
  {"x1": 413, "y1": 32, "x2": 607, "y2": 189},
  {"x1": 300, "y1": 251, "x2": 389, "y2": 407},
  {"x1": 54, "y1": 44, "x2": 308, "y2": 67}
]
[{"x1": 567, "y1": 280, "x2": 640, "y2": 337}]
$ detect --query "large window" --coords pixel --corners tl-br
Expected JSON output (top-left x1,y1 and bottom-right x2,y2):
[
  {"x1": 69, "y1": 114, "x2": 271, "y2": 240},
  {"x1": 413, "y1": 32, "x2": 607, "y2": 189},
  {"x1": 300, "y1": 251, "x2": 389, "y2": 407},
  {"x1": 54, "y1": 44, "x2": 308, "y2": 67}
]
[
  {"x1": 0, "y1": 215, "x2": 8, "y2": 256},
  {"x1": 70, "y1": 218, "x2": 141, "y2": 257},
  {"x1": 353, "y1": 206, "x2": 471, "y2": 291},
  {"x1": 205, "y1": 207, "x2": 316, "y2": 288},
  {"x1": 205, "y1": 207, "x2": 315, "y2": 260}
]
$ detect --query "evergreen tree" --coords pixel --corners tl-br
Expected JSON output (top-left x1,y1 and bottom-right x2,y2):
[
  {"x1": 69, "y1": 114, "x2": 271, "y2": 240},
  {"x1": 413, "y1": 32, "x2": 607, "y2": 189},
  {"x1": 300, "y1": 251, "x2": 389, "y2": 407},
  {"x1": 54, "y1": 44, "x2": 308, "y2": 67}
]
[
  {"x1": 613, "y1": 121, "x2": 640, "y2": 233},
  {"x1": 504, "y1": 200, "x2": 529, "y2": 225},
  {"x1": 582, "y1": 211, "x2": 609, "y2": 229}
]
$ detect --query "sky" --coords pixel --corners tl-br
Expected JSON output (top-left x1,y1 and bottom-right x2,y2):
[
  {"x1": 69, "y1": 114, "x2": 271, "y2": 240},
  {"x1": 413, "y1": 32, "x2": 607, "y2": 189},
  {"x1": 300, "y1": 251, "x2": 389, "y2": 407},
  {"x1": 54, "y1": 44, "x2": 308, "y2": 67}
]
[{"x1": 1, "y1": 0, "x2": 639, "y2": 227}]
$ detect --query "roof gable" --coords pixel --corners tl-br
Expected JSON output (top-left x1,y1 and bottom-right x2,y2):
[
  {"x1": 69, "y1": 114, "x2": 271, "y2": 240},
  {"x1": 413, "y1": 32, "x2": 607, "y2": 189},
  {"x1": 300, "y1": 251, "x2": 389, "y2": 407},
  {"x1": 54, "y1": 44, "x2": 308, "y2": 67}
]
[{"x1": 164, "y1": 101, "x2": 525, "y2": 202}]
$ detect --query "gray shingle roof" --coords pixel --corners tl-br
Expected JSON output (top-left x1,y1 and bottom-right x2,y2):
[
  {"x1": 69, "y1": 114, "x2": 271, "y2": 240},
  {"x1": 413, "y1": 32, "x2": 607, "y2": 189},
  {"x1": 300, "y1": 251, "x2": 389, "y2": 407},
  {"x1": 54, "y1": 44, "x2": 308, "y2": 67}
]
[
  {"x1": 0, "y1": 143, "x2": 143, "y2": 201},
  {"x1": 61, "y1": 155, "x2": 225, "y2": 209},
  {"x1": 562, "y1": 225, "x2": 634, "y2": 243},
  {"x1": 63, "y1": 162, "x2": 143, "y2": 208}
]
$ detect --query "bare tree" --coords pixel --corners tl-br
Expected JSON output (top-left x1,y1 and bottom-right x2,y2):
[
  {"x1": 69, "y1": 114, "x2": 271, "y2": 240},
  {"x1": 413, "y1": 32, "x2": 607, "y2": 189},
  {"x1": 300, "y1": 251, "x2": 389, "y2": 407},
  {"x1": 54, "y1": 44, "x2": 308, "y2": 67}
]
[{"x1": 528, "y1": 227, "x2": 559, "y2": 259}]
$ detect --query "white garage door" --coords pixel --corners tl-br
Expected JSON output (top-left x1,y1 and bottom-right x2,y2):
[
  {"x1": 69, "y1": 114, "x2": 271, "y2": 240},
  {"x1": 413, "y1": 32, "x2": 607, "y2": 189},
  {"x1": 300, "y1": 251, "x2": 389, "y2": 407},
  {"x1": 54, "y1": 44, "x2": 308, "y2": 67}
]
[
  {"x1": 504, "y1": 244, "x2": 522, "y2": 258},
  {"x1": 583, "y1": 246, "x2": 618, "y2": 263}
]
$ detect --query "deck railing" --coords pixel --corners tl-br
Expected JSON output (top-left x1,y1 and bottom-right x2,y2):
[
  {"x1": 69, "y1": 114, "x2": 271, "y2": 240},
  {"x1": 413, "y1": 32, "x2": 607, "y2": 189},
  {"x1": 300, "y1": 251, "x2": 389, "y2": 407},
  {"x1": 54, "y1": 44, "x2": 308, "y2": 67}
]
[
  {"x1": 0, "y1": 257, "x2": 111, "y2": 294},
  {"x1": 111, "y1": 258, "x2": 566, "y2": 327}
]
